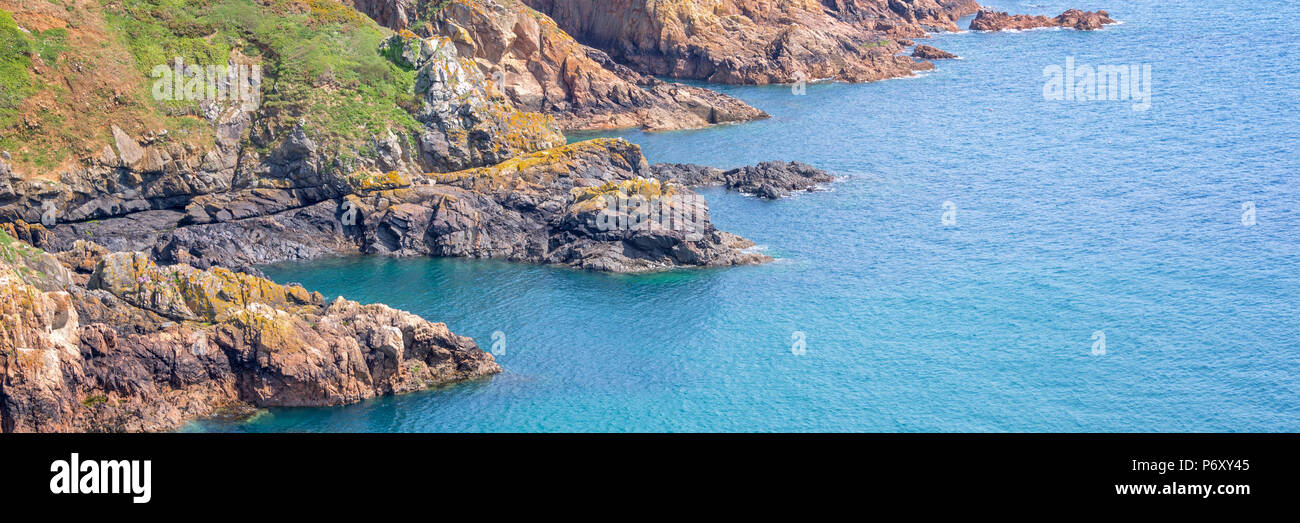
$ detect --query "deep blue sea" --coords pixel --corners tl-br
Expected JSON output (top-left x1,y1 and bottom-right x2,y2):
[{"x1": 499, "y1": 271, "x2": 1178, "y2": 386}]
[{"x1": 190, "y1": 1, "x2": 1299, "y2": 432}]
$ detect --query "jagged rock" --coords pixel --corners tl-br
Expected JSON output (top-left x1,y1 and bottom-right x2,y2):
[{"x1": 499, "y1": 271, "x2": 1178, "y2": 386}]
[
  {"x1": 912, "y1": 44, "x2": 957, "y2": 60},
  {"x1": 970, "y1": 9, "x2": 1116, "y2": 32},
  {"x1": 361, "y1": 138, "x2": 772, "y2": 271},
  {"x1": 0, "y1": 231, "x2": 499, "y2": 432},
  {"x1": 522, "y1": 0, "x2": 945, "y2": 84},
  {"x1": 400, "y1": 32, "x2": 566, "y2": 170},
  {"x1": 823, "y1": 0, "x2": 982, "y2": 33},
  {"x1": 347, "y1": 0, "x2": 768, "y2": 131},
  {"x1": 652, "y1": 161, "x2": 836, "y2": 199},
  {"x1": 26, "y1": 138, "x2": 772, "y2": 274}
]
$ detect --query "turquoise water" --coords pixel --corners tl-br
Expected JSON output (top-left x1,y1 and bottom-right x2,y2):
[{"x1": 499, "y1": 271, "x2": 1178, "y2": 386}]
[{"x1": 192, "y1": 1, "x2": 1300, "y2": 432}]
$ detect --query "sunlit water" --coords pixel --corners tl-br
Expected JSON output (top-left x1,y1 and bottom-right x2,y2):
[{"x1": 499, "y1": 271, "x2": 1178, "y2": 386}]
[{"x1": 189, "y1": 1, "x2": 1299, "y2": 432}]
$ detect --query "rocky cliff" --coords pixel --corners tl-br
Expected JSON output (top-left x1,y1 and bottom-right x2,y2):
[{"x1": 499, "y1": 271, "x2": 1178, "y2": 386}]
[
  {"x1": 821, "y1": 0, "x2": 981, "y2": 33},
  {"x1": 0, "y1": 231, "x2": 499, "y2": 432},
  {"x1": 969, "y1": 9, "x2": 1116, "y2": 32},
  {"x1": 520, "y1": 0, "x2": 974, "y2": 84},
  {"x1": 344, "y1": 0, "x2": 768, "y2": 131},
  {"x1": 0, "y1": 0, "x2": 774, "y2": 275}
]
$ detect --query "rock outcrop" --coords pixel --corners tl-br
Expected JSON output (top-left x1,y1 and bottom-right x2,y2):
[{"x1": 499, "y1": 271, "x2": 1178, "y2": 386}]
[
  {"x1": 969, "y1": 9, "x2": 1116, "y2": 32},
  {"x1": 346, "y1": 0, "x2": 769, "y2": 131},
  {"x1": 522, "y1": 0, "x2": 944, "y2": 84},
  {"x1": 359, "y1": 138, "x2": 772, "y2": 272},
  {"x1": 912, "y1": 44, "x2": 958, "y2": 60},
  {"x1": 821, "y1": 0, "x2": 982, "y2": 33},
  {"x1": 652, "y1": 161, "x2": 836, "y2": 199},
  {"x1": 0, "y1": 232, "x2": 499, "y2": 432},
  {"x1": 0, "y1": 2, "x2": 769, "y2": 276},
  {"x1": 13, "y1": 139, "x2": 770, "y2": 275}
]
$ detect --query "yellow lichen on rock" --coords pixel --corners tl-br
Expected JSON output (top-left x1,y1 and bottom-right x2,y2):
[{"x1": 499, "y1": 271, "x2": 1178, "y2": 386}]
[{"x1": 350, "y1": 169, "x2": 411, "y2": 191}]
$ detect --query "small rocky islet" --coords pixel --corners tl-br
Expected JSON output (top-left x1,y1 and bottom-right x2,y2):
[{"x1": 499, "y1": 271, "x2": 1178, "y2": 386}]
[{"x1": 0, "y1": 0, "x2": 1116, "y2": 431}]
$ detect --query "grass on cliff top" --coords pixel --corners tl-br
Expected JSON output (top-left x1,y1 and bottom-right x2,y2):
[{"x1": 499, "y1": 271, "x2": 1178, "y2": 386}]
[
  {"x1": 0, "y1": 0, "x2": 422, "y2": 174},
  {"x1": 106, "y1": 0, "x2": 423, "y2": 142},
  {"x1": 0, "y1": 11, "x2": 33, "y2": 129},
  {"x1": 0, "y1": 8, "x2": 76, "y2": 170}
]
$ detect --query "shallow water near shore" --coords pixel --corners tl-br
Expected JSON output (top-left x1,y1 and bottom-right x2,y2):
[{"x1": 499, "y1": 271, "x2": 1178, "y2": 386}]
[{"x1": 188, "y1": 1, "x2": 1300, "y2": 432}]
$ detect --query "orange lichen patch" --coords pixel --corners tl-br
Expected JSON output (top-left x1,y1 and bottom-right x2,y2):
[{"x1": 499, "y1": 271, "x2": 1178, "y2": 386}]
[
  {"x1": 349, "y1": 169, "x2": 410, "y2": 191},
  {"x1": 218, "y1": 303, "x2": 308, "y2": 354},
  {"x1": 92, "y1": 250, "x2": 322, "y2": 324},
  {"x1": 432, "y1": 138, "x2": 625, "y2": 191},
  {"x1": 569, "y1": 177, "x2": 677, "y2": 213},
  {"x1": 288, "y1": 0, "x2": 370, "y2": 26}
]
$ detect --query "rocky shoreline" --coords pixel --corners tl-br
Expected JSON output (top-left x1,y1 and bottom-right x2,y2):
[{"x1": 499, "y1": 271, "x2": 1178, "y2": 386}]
[
  {"x1": 521, "y1": 0, "x2": 976, "y2": 85},
  {"x1": 0, "y1": 0, "x2": 1114, "y2": 431},
  {"x1": 0, "y1": 232, "x2": 500, "y2": 432}
]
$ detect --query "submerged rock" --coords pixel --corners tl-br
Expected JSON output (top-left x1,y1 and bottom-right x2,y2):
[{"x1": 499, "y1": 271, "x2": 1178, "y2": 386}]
[{"x1": 0, "y1": 233, "x2": 499, "y2": 433}]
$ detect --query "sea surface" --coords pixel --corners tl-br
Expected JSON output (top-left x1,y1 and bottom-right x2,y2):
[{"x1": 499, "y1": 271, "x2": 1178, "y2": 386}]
[{"x1": 189, "y1": 1, "x2": 1300, "y2": 432}]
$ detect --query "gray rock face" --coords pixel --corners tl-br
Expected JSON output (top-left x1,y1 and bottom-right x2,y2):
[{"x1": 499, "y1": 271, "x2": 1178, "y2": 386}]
[
  {"x1": 354, "y1": 139, "x2": 772, "y2": 273},
  {"x1": 652, "y1": 161, "x2": 837, "y2": 199},
  {"x1": 20, "y1": 139, "x2": 771, "y2": 275}
]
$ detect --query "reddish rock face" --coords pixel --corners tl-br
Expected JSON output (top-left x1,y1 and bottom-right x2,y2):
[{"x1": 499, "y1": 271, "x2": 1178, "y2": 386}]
[
  {"x1": 912, "y1": 44, "x2": 958, "y2": 60},
  {"x1": 343, "y1": 0, "x2": 767, "y2": 131},
  {"x1": 523, "y1": 0, "x2": 955, "y2": 85},
  {"x1": 0, "y1": 237, "x2": 500, "y2": 433},
  {"x1": 969, "y1": 9, "x2": 1116, "y2": 32},
  {"x1": 821, "y1": 0, "x2": 982, "y2": 33}
]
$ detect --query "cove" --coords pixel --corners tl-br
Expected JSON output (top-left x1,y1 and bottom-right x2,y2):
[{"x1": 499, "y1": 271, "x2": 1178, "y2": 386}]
[{"x1": 187, "y1": 2, "x2": 1300, "y2": 433}]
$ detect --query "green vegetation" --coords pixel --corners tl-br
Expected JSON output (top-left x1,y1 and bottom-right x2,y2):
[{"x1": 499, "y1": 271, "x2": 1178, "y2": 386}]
[
  {"x1": 1, "y1": 1, "x2": 428, "y2": 173},
  {"x1": 81, "y1": 394, "x2": 109, "y2": 407},
  {"x1": 0, "y1": 228, "x2": 45, "y2": 263},
  {"x1": 0, "y1": 10, "x2": 34, "y2": 131},
  {"x1": 104, "y1": 0, "x2": 422, "y2": 143}
]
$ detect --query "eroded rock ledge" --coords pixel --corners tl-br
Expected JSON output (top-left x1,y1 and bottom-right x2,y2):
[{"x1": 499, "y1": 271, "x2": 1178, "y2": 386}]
[
  {"x1": 0, "y1": 234, "x2": 499, "y2": 433},
  {"x1": 6, "y1": 139, "x2": 778, "y2": 275},
  {"x1": 969, "y1": 9, "x2": 1116, "y2": 32}
]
